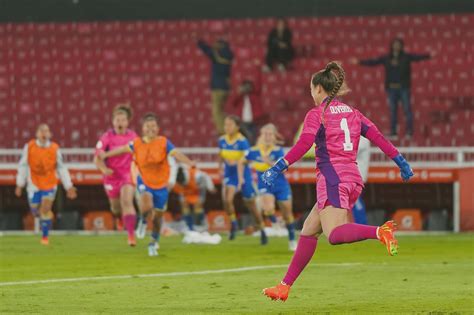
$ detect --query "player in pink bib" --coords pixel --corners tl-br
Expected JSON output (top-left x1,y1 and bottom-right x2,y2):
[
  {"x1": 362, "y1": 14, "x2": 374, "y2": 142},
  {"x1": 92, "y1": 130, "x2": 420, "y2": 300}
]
[
  {"x1": 261, "y1": 61, "x2": 414, "y2": 301},
  {"x1": 94, "y1": 104, "x2": 138, "y2": 246}
]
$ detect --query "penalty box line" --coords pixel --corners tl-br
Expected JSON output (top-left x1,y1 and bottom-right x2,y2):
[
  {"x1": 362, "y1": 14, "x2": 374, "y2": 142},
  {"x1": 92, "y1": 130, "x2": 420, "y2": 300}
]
[{"x1": 0, "y1": 263, "x2": 361, "y2": 287}]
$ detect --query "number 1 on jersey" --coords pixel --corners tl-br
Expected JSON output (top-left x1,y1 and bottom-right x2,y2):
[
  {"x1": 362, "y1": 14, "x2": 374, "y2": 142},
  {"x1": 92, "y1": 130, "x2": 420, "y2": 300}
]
[{"x1": 340, "y1": 118, "x2": 354, "y2": 151}]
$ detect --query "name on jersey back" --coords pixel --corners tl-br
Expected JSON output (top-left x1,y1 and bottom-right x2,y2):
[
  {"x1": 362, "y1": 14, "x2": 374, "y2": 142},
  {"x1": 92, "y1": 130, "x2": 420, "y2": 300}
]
[{"x1": 329, "y1": 105, "x2": 353, "y2": 114}]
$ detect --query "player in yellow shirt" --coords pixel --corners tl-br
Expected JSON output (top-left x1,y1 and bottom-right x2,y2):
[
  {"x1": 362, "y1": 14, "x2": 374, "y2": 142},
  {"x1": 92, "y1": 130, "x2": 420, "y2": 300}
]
[
  {"x1": 240, "y1": 124, "x2": 297, "y2": 251},
  {"x1": 219, "y1": 115, "x2": 267, "y2": 244}
]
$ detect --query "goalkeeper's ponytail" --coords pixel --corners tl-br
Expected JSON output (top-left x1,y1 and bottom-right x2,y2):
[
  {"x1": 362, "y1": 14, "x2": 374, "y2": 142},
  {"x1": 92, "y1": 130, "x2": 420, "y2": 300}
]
[{"x1": 310, "y1": 61, "x2": 350, "y2": 124}]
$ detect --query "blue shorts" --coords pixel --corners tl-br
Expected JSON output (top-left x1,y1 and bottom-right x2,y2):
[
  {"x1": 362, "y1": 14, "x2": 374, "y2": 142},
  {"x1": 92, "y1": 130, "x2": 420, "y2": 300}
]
[
  {"x1": 28, "y1": 187, "x2": 57, "y2": 208},
  {"x1": 137, "y1": 177, "x2": 169, "y2": 211},
  {"x1": 223, "y1": 173, "x2": 256, "y2": 199},
  {"x1": 258, "y1": 179, "x2": 292, "y2": 202}
]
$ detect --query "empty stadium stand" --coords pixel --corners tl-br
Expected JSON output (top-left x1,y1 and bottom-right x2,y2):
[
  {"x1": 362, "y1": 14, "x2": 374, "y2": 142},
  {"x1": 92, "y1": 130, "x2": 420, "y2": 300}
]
[{"x1": 0, "y1": 14, "x2": 472, "y2": 148}]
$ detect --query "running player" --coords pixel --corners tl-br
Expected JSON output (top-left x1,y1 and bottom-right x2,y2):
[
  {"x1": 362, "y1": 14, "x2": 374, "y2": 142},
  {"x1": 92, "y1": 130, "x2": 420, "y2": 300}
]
[
  {"x1": 240, "y1": 123, "x2": 297, "y2": 251},
  {"x1": 99, "y1": 113, "x2": 195, "y2": 256},
  {"x1": 219, "y1": 115, "x2": 267, "y2": 244},
  {"x1": 15, "y1": 124, "x2": 77, "y2": 245},
  {"x1": 261, "y1": 61, "x2": 413, "y2": 301},
  {"x1": 94, "y1": 104, "x2": 138, "y2": 246},
  {"x1": 173, "y1": 165, "x2": 216, "y2": 231},
  {"x1": 131, "y1": 155, "x2": 178, "y2": 240}
]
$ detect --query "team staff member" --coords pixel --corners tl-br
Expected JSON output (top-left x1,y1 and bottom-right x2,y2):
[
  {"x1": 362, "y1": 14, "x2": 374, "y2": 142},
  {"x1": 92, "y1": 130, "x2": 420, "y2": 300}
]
[
  {"x1": 173, "y1": 165, "x2": 216, "y2": 231},
  {"x1": 16, "y1": 124, "x2": 77, "y2": 245}
]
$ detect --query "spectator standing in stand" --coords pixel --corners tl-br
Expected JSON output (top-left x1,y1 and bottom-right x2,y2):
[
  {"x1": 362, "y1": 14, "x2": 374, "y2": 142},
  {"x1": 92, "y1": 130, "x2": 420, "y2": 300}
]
[
  {"x1": 350, "y1": 38, "x2": 432, "y2": 139},
  {"x1": 197, "y1": 38, "x2": 234, "y2": 135}
]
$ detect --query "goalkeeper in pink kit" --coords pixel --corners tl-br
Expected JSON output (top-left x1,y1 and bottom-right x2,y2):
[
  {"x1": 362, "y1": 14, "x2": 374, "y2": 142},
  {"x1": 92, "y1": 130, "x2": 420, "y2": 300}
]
[
  {"x1": 94, "y1": 104, "x2": 138, "y2": 246},
  {"x1": 262, "y1": 61, "x2": 414, "y2": 301}
]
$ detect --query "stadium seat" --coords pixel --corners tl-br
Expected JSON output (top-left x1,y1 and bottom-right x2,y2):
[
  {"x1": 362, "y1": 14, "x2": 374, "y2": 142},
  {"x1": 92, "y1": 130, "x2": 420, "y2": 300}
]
[{"x1": 2, "y1": 14, "x2": 473, "y2": 147}]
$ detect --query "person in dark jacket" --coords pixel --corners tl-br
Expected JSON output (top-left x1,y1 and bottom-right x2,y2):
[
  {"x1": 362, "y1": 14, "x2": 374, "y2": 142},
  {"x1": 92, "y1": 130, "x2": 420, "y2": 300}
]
[
  {"x1": 351, "y1": 38, "x2": 432, "y2": 139},
  {"x1": 264, "y1": 18, "x2": 294, "y2": 72},
  {"x1": 229, "y1": 60, "x2": 267, "y2": 144},
  {"x1": 197, "y1": 38, "x2": 234, "y2": 134}
]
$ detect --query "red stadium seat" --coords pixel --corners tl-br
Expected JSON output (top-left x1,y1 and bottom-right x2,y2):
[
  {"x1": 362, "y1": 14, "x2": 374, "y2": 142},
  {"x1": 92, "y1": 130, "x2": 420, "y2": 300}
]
[{"x1": 2, "y1": 14, "x2": 472, "y2": 147}]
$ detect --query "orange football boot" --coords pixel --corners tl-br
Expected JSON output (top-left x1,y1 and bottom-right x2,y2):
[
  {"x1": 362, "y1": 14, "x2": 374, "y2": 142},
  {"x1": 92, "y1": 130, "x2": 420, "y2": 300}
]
[
  {"x1": 377, "y1": 220, "x2": 398, "y2": 256},
  {"x1": 128, "y1": 235, "x2": 136, "y2": 247},
  {"x1": 40, "y1": 237, "x2": 49, "y2": 245},
  {"x1": 115, "y1": 218, "x2": 124, "y2": 231},
  {"x1": 262, "y1": 282, "x2": 291, "y2": 301}
]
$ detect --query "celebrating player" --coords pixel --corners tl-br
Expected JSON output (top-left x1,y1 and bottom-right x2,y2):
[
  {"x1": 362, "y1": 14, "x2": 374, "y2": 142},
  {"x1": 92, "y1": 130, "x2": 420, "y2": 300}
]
[
  {"x1": 239, "y1": 123, "x2": 297, "y2": 251},
  {"x1": 173, "y1": 165, "x2": 216, "y2": 231},
  {"x1": 94, "y1": 104, "x2": 138, "y2": 246},
  {"x1": 15, "y1": 124, "x2": 77, "y2": 245},
  {"x1": 261, "y1": 61, "x2": 413, "y2": 301},
  {"x1": 219, "y1": 115, "x2": 267, "y2": 244},
  {"x1": 99, "y1": 113, "x2": 195, "y2": 256}
]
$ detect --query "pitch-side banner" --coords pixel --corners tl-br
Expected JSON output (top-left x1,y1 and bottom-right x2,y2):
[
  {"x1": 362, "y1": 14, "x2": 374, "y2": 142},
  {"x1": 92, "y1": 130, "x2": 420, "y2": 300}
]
[{"x1": 0, "y1": 167, "x2": 458, "y2": 185}]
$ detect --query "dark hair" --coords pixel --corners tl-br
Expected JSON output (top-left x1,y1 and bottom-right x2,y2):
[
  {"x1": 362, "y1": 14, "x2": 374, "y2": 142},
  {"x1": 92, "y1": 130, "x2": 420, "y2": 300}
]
[
  {"x1": 225, "y1": 115, "x2": 241, "y2": 128},
  {"x1": 311, "y1": 61, "x2": 349, "y2": 116},
  {"x1": 240, "y1": 80, "x2": 254, "y2": 93},
  {"x1": 241, "y1": 79, "x2": 253, "y2": 87},
  {"x1": 141, "y1": 112, "x2": 159, "y2": 125},
  {"x1": 390, "y1": 38, "x2": 405, "y2": 57},
  {"x1": 113, "y1": 103, "x2": 133, "y2": 120},
  {"x1": 176, "y1": 166, "x2": 186, "y2": 186}
]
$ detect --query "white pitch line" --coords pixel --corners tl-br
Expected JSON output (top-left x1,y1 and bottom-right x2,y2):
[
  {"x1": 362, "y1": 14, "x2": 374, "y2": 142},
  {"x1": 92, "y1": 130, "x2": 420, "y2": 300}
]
[{"x1": 0, "y1": 263, "x2": 361, "y2": 287}]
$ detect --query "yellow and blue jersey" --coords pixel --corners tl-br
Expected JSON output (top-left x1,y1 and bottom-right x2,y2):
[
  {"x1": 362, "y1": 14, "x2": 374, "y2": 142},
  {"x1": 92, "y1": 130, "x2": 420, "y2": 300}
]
[
  {"x1": 218, "y1": 133, "x2": 252, "y2": 178},
  {"x1": 245, "y1": 145, "x2": 291, "y2": 201},
  {"x1": 218, "y1": 133, "x2": 256, "y2": 198},
  {"x1": 245, "y1": 145, "x2": 284, "y2": 172},
  {"x1": 245, "y1": 145, "x2": 286, "y2": 184}
]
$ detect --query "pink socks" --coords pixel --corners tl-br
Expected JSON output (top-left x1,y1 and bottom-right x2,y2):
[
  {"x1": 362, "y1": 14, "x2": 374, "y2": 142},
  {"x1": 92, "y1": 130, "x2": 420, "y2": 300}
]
[
  {"x1": 328, "y1": 223, "x2": 378, "y2": 245},
  {"x1": 122, "y1": 214, "x2": 137, "y2": 238},
  {"x1": 282, "y1": 235, "x2": 318, "y2": 286},
  {"x1": 280, "y1": 224, "x2": 379, "y2": 287}
]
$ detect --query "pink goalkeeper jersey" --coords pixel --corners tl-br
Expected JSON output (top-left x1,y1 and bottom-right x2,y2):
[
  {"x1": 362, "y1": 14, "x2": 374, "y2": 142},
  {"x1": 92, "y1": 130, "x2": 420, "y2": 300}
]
[
  {"x1": 301, "y1": 98, "x2": 399, "y2": 186},
  {"x1": 95, "y1": 129, "x2": 137, "y2": 180}
]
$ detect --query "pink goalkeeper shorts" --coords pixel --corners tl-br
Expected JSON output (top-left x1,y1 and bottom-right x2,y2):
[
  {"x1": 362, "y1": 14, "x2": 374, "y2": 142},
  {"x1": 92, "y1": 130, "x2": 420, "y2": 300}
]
[
  {"x1": 103, "y1": 175, "x2": 134, "y2": 199},
  {"x1": 316, "y1": 177, "x2": 363, "y2": 211}
]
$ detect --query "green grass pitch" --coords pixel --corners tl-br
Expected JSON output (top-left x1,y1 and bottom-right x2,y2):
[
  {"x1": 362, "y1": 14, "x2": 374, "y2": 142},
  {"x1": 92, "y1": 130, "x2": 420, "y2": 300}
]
[{"x1": 1, "y1": 233, "x2": 473, "y2": 314}]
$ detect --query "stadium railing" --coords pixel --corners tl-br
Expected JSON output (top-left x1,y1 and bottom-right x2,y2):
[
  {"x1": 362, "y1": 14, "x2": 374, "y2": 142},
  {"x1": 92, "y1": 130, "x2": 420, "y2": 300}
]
[{"x1": 1, "y1": 147, "x2": 473, "y2": 232}]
